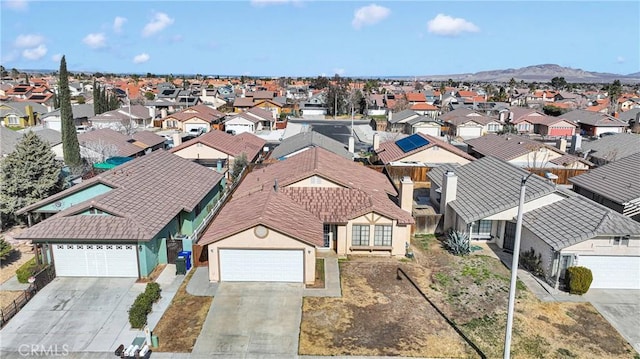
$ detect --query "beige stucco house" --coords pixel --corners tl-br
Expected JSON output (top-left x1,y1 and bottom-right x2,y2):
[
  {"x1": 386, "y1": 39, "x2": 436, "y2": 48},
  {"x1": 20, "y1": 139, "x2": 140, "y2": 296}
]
[
  {"x1": 198, "y1": 147, "x2": 414, "y2": 284},
  {"x1": 374, "y1": 132, "x2": 475, "y2": 165}
]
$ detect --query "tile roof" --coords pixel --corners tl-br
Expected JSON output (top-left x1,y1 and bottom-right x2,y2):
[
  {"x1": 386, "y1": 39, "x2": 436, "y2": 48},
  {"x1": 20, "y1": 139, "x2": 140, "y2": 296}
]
[
  {"x1": 16, "y1": 150, "x2": 223, "y2": 241},
  {"x1": 170, "y1": 129, "x2": 265, "y2": 160},
  {"x1": 411, "y1": 103, "x2": 438, "y2": 111},
  {"x1": 438, "y1": 108, "x2": 495, "y2": 126},
  {"x1": 78, "y1": 128, "x2": 145, "y2": 157},
  {"x1": 0, "y1": 126, "x2": 21, "y2": 156},
  {"x1": 41, "y1": 104, "x2": 95, "y2": 119},
  {"x1": 406, "y1": 92, "x2": 426, "y2": 102},
  {"x1": 465, "y1": 134, "x2": 589, "y2": 166},
  {"x1": 389, "y1": 109, "x2": 419, "y2": 124},
  {"x1": 269, "y1": 131, "x2": 352, "y2": 160},
  {"x1": 162, "y1": 104, "x2": 224, "y2": 123},
  {"x1": 569, "y1": 152, "x2": 640, "y2": 204},
  {"x1": 522, "y1": 195, "x2": 640, "y2": 251},
  {"x1": 428, "y1": 156, "x2": 558, "y2": 224},
  {"x1": 131, "y1": 131, "x2": 166, "y2": 148},
  {"x1": 233, "y1": 97, "x2": 254, "y2": 108},
  {"x1": 199, "y1": 188, "x2": 324, "y2": 247},
  {"x1": 580, "y1": 133, "x2": 640, "y2": 161},
  {"x1": 376, "y1": 133, "x2": 475, "y2": 164},
  {"x1": 561, "y1": 109, "x2": 628, "y2": 127}
]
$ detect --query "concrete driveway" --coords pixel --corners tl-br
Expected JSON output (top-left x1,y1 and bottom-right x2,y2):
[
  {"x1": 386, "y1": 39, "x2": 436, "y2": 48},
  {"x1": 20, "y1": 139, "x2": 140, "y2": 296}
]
[
  {"x1": 0, "y1": 277, "x2": 143, "y2": 354},
  {"x1": 192, "y1": 282, "x2": 303, "y2": 357},
  {"x1": 585, "y1": 289, "x2": 640, "y2": 353}
]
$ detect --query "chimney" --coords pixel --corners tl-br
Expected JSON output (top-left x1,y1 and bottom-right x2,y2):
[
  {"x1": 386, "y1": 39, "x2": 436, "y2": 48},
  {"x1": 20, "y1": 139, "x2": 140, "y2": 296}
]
[
  {"x1": 373, "y1": 133, "x2": 380, "y2": 151},
  {"x1": 241, "y1": 88, "x2": 246, "y2": 98},
  {"x1": 388, "y1": 111, "x2": 393, "y2": 123},
  {"x1": 172, "y1": 133, "x2": 182, "y2": 147},
  {"x1": 348, "y1": 136, "x2": 355, "y2": 154},
  {"x1": 570, "y1": 134, "x2": 582, "y2": 154},
  {"x1": 399, "y1": 176, "x2": 414, "y2": 214},
  {"x1": 161, "y1": 108, "x2": 168, "y2": 118},
  {"x1": 556, "y1": 138, "x2": 567, "y2": 153},
  {"x1": 440, "y1": 171, "x2": 458, "y2": 230}
]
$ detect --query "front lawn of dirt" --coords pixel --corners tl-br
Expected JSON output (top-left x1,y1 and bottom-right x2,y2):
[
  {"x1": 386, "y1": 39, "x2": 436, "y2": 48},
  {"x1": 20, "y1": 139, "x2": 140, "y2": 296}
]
[
  {"x1": 306, "y1": 258, "x2": 325, "y2": 289},
  {"x1": 152, "y1": 270, "x2": 212, "y2": 352},
  {"x1": 300, "y1": 236, "x2": 637, "y2": 358}
]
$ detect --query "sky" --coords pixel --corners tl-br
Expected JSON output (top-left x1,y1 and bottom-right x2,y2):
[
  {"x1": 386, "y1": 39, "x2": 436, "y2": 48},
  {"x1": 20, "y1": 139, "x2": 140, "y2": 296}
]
[{"x1": 1, "y1": 0, "x2": 638, "y2": 77}]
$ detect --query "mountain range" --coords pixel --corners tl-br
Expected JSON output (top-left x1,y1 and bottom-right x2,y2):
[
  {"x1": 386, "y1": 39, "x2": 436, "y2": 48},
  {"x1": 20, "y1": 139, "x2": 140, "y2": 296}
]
[{"x1": 419, "y1": 64, "x2": 640, "y2": 83}]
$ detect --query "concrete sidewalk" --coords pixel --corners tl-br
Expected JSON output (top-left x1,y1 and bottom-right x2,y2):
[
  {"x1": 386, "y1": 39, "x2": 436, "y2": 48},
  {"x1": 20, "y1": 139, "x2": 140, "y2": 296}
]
[
  {"x1": 0, "y1": 275, "x2": 30, "y2": 291},
  {"x1": 304, "y1": 253, "x2": 341, "y2": 297},
  {"x1": 186, "y1": 266, "x2": 218, "y2": 297}
]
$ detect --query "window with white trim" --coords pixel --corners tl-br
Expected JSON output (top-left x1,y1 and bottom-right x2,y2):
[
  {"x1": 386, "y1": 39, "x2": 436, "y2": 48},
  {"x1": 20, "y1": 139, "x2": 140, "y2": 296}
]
[
  {"x1": 352, "y1": 225, "x2": 370, "y2": 246},
  {"x1": 7, "y1": 115, "x2": 19, "y2": 125},
  {"x1": 374, "y1": 225, "x2": 392, "y2": 246},
  {"x1": 471, "y1": 220, "x2": 492, "y2": 237}
]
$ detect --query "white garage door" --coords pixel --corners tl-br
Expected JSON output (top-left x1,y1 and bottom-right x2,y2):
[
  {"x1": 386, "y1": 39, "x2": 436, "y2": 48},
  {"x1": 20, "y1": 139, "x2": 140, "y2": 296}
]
[
  {"x1": 219, "y1": 249, "x2": 303, "y2": 282},
  {"x1": 458, "y1": 126, "x2": 482, "y2": 139},
  {"x1": 184, "y1": 123, "x2": 208, "y2": 133},
  {"x1": 53, "y1": 244, "x2": 138, "y2": 277},
  {"x1": 577, "y1": 256, "x2": 640, "y2": 289}
]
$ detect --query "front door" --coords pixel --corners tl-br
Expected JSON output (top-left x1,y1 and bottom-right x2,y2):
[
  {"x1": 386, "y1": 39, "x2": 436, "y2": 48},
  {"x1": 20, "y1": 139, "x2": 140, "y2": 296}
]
[
  {"x1": 167, "y1": 239, "x2": 183, "y2": 264},
  {"x1": 503, "y1": 221, "x2": 517, "y2": 252}
]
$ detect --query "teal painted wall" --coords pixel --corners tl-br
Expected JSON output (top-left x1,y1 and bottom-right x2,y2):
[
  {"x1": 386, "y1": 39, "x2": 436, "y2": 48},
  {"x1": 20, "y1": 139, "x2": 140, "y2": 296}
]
[
  {"x1": 182, "y1": 238, "x2": 193, "y2": 252},
  {"x1": 159, "y1": 238, "x2": 168, "y2": 264},
  {"x1": 36, "y1": 184, "x2": 113, "y2": 213},
  {"x1": 138, "y1": 237, "x2": 161, "y2": 277}
]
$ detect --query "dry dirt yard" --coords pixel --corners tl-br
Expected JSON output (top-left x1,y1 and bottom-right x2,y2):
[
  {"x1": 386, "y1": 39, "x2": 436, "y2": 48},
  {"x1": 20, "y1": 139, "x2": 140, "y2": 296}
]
[
  {"x1": 300, "y1": 235, "x2": 638, "y2": 358},
  {"x1": 0, "y1": 229, "x2": 34, "y2": 309}
]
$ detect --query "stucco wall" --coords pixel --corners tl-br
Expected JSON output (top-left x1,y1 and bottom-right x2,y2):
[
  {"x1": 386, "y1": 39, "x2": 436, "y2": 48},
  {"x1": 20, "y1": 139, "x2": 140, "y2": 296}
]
[
  {"x1": 287, "y1": 176, "x2": 344, "y2": 188},
  {"x1": 484, "y1": 193, "x2": 566, "y2": 221},
  {"x1": 400, "y1": 146, "x2": 471, "y2": 165},
  {"x1": 207, "y1": 226, "x2": 316, "y2": 284},
  {"x1": 35, "y1": 183, "x2": 113, "y2": 213},
  {"x1": 173, "y1": 144, "x2": 234, "y2": 162},
  {"x1": 562, "y1": 236, "x2": 640, "y2": 255},
  {"x1": 342, "y1": 213, "x2": 408, "y2": 256},
  {"x1": 520, "y1": 226, "x2": 556, "y2": 277}
]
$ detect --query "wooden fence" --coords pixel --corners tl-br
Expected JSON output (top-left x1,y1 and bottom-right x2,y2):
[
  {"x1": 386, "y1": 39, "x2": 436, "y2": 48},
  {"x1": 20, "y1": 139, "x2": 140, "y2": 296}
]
[
  {"x1": 1, "y1": 265, "x2": 56, "y2": 328},
  {"x1": 526, "y1": 168, "x2": 588, "y2": 185},
  {"x1": 367, "y1": 165, "x2": 433, "y2": 187}
]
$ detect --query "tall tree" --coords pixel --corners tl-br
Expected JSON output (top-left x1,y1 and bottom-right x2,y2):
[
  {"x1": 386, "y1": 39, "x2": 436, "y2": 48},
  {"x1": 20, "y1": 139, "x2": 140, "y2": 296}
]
[
  {"x1": 0, "y1": 132, "x2": 62, "y2": 226},
  {"x1": 550, "y1": 76, "x2": 567, "y2": 91},
  {"x1": 59, "y1": 56, "x2": 82, "y2": 168},
  {"x1": 93, "y1": 79, "x2": 99, "y2": 115},
  {"x1": 607, "y1": 79, "x2": 622, "y2": 114}
]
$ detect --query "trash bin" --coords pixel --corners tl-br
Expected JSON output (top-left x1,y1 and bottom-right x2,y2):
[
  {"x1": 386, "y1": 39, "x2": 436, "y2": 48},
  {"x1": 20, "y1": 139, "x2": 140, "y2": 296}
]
[
  {"x1": 151, "y1": 335, "x2": 159, "y2": 348},
  {"x1": 175, "y1": 256, "x2": 186, "y2": 275},
  {"x1": 178, "y1": 251, "x2": 192, "y2": 271}
]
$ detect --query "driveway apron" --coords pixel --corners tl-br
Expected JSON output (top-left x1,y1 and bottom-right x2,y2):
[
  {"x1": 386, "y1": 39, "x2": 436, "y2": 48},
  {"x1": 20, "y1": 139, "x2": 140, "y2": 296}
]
[{"x1": 192, "y1": 282, "x2": 303, "y2": 356}]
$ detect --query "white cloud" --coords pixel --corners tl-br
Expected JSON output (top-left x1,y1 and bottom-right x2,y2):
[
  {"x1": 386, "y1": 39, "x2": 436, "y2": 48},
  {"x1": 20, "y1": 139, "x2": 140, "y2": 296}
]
[
  {"x1": 113, "y1": 16, "x2": 127, "y2": 33},
  {"x1": 427, "y1": 14, "x2": 479, "y2": 36},
  {"x1": 333, "y1": 68, "x2": 346, "y2": 76},
  {"x1": 15, "y1": 34, "x2": 44, "y2": 48},
  {"x1": 133, "y1": 53, "x2": 150, "y2": 64},
  {"x1": 4, "y1": 0, "x2": 28, "y2": 11},
  {"x1": 83, "y1": 33, "x2": 107, "y2": 49},
  {"x1": 22, "y1": 44, "x2": 47, "y2": 60},
  {"x1": 352, "y1": 4, "x2": 390, "y2": 30},
  {"x1": 142, "y1": 12, "x2": 174, "y2": 37},
  {"x1": 616, "y1": 56, "x2": 626, "y2": 64}
]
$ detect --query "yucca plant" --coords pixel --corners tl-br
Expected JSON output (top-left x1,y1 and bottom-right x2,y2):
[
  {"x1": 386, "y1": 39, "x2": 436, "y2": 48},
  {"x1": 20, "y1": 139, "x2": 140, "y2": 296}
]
[{"x1": 445, "y1": 229, "x2": 471, "y2": 256}]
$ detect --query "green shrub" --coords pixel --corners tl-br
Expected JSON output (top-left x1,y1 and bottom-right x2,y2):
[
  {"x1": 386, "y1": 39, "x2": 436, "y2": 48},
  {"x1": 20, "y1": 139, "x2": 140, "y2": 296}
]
[
  {"x1": 520, "y1": 248, "x2": 544, "y2": 276},
  {"x1": 128, "y1": 282, "x2": 162, "y2": 328},
  {"x1": 0, "y1": 236, "x2": 14, "y2": 261},
  {"x1": 566, "y1": 266, "x2": 593, "y2": 295},
  {"x1": 16, "y1": 258, "x2": 38, "y2": 283},
  {"x1": 444, "y1": 229, "x2": 470, "y2": 256}
]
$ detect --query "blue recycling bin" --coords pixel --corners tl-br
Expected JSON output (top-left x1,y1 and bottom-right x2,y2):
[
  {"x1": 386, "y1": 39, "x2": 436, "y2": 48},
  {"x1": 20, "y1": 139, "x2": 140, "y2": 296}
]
[{"x1": 178, "y1": 251, "x2": 192, "y2": 271}]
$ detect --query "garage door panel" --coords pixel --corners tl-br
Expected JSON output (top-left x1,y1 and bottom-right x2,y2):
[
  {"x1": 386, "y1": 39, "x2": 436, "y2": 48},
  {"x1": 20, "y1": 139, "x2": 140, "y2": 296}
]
[
  {"x1": 578, "y1": 256, "x2": 640, "y2": 289},
  {"x1": 219, "y1": 249, "x2": 303, "y2": 282},
  {"x1": 53, "y1": 244, "x2": 138, "y2": 278}
]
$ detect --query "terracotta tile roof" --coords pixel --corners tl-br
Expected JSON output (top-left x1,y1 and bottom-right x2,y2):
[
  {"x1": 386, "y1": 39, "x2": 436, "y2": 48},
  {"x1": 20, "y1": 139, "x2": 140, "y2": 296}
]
[
  {"x1": 16, "y1": 150, "x2": 223, "y2": 241},
  {"x1": 78, "y1": 128, "x2": 145, "y2": 157},
  {"x1": 411, "y1": 103, "x2": 438, "y2": 111},
  {"x1": 375, "y1": 133, "x2": 475, "y2": 164},
  {"x1": 406, "y1": 92, "x2": 426, "y2": 102},
  {"x1": 170, "y1": 129, "x2": 265, "y2": 160},
  {"x1": 233, "y1": 97, "x2": 254, "y2": 108},
  {"x1": 199, "y1": 188, "x2": 324, "y2": 246},
  {"x1": 236, "y1": 147, "x2": 397, "y2": 197},
  {"x1": 131, "y1": 131, "x2": 166, "y2": 148},
  {"x1": 457, "y1": 90, "x2": 477, "y2": 97}
]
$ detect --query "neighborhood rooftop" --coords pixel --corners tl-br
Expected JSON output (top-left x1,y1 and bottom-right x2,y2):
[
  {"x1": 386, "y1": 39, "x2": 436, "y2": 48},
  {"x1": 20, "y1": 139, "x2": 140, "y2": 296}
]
[
  {"x1": 269, "y1": 131, "x2": 352, "y2": 160},
  {"x1": 569, "y1": 152, "x2": 640, "y2": 204}
]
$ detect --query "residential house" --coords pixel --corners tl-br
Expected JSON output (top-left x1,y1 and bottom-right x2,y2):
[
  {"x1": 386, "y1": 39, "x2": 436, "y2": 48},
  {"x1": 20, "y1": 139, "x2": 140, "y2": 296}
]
[
  {"x1": 367, "y1": 94, "x2": 386, "y2": 116},
  {"x1": 465, "y1": 134, "x2": 591, "y2": 169},
  {"x1": 77, "y1": 128, "x2": 165, "y2": 163},
  {"x1": 0, "y1": 126, "x2": 60, "y2": 157},
  {"x1": 0, "y1": 101, "x2": 47, "y2": 128},
  {"x1": 405, "y1": 115, "x2": 442, "y2": 136},
  {"x1": 569, "y1": 153, "x2": 640, "y2": 222},
  {"x1": 15, "y1": 150, "x2": 225, "y2": 278},
  {"x1": 199, "y1": 87, "x2": 227, "y2": 109},
  {"x1": 520, "y1": 195, "x2": 640, "y2": 289},
  {"x1": 300, "y1": 91, "x2": 327, "y2": 117},
  {"x1": 268, "y1": 131, "x2": 352, "y2": 161},
  {"x1": 438, "y1": 108, "x2": 500, "y2": 139},
  {"x1": 224, "y1": 107, "x2": 276, "y2": 135},
  {"x1": 252, "y1": 99, "x2": 285, "y2": 118},
  {"x1": 578, "y1": 133, "x2": 640, "y2": 165},
  {"x1": 40, "y1": 104, "x2": 95, "y2": 132},
  {"x1": 387, "y1": 109, "x2": 420, "y2": 133},
  {"x1": 508, "y1": 107, "x2": 576, "y2": 137},
  {"x1": 160, "y1": 104, "x2": 225, "y2": 132},
  {"x1": 562, "y1": 109, "x2": 628, "y2": 137},
  {"x1": 410, "y1": 103, "x2": 439, "y2": 119},
  {"x1": 374, "y1": 132, "x2": 475, "y2": 165},
  {"x1": 619, "y1": 108, "x2": 640, "y2": 130},
  {"x1": 406, "y1": 92, "x2": 427, "y2": 105},
  {"x1": 170, "y1": 129, "x2": 266, "y2": 170},
  {"x1": 232, "y1": 97, "x2": 255, "y2": 113},
  {"x1": 89, "y1": 105, "x2": 153, "y2": 132},
  {"x1": 198, "y1": 147, "x2": 414, "y2": 284}
]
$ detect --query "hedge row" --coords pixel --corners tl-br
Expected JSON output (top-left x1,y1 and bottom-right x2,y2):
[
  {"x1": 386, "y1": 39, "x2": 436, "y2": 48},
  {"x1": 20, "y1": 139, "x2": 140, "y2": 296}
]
[{"x1": 129, "y1": 282, "x2": 162, "y2": 328}]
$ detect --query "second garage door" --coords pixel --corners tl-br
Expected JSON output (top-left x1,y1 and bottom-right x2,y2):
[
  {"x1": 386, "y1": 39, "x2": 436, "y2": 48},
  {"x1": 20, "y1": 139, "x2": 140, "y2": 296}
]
[
  {"x1": 219, "y1": 249, "x2": 303, "y2": 282},
  {"x1": 53, "y1": 244, "x2": 139, "y2": 277},
  {"x1": 577, "y1": 255, "x2": 640, "y2": 289}
]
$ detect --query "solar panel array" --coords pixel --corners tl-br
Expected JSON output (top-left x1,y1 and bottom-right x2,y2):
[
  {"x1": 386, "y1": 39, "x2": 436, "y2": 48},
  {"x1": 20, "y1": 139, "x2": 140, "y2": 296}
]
[{"x1": 395, "y1": 134, "x2": 430, "y2": 153}]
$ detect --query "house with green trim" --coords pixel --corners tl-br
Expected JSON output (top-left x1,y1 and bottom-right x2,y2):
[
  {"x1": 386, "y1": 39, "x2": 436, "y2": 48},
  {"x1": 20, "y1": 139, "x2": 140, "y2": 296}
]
[{"x1": 16, "y1": 150, "x2": 225, "y2": 278}]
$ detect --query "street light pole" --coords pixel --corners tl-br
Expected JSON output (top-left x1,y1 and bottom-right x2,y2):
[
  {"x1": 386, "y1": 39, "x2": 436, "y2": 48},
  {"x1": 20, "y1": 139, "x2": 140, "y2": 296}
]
[{"x1": 503, "y1": 172, "x2": 533, "y2": 359}]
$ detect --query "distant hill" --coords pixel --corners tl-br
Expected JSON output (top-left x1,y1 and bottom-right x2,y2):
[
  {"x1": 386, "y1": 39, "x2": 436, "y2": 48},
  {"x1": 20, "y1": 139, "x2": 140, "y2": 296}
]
[{"x1": 420, "y1": 64, "x2": 640, "y2": 83}]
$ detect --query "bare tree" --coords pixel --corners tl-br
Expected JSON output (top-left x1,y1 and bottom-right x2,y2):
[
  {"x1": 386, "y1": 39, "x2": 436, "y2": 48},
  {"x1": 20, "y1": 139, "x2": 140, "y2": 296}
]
[
  {"x1": 80, "y1": 140, "x2": 119, "y2": 164},
  {"x1": 525, "y1": 144, "x2": 550, "y2": 168}
]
